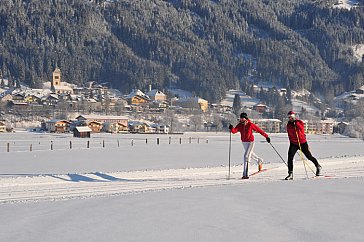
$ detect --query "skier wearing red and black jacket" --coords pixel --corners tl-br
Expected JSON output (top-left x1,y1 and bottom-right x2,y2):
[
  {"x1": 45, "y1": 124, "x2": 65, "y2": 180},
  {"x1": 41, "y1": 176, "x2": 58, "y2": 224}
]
[
  {"x1": 229, "y1": 112, "x2": 271, "y2": 179},
  {"x1": 285, "y1": 111, "x2": 322, "y2": 180}
]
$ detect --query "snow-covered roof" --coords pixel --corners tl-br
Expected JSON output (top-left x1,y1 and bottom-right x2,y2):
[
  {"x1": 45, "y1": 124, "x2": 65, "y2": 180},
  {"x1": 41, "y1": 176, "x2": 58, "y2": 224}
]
[
  {"x1": 75, "y1": 126, "x2": 92, "y2": 132},
  {"x1": 125, "y1": 89, "x2": 149, "y2": 99},
  {"x1": 146, "y1": 89, "x2": 166, "y2": 97}
]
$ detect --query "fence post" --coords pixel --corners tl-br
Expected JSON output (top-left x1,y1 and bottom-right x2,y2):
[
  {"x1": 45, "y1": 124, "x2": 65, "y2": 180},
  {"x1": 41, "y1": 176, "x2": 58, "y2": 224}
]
[
  {"x1": 30, "y1": 144, "x2": 32, "y2": 152},
  {"x1": 131, "y1": 139, "x2": 134, "y2": 146},
  {"x1": 198, "y1": 138, "x2": 199, "y2": 144},
  {"x1": 180, "y1": 138, "x2": 182, "y2": 144},
  {"x1": 169, "y1": 137, "x2": 171, "y2": 144},
  {"x1": 87, "y1": 140, "x2": 90, "y2": 148},
  {"x1": 117, "y1": 139, "x2": 120, "y2": 147},
  {"x1": 51, "y1": 141, "x2": 53, "y2": 150},
  {"x1": 7, "y1": 143, "x2": 9, "y2": 152},
  {"x1": 146, "y1": 138, "x2": 148, "y2": 144},
  {"x1": 206, "y1": 139, "x2": 208, "y2": 144},
  {"x1": 70, "y1": 141, "x2": 72, "y2": 149},
  {"x1": 157, "y1": 138, "x2": 159, "y2": 145},
  {"x1": 189, "y1": 137, "x2": 191, "y2": 144},
  {"x1": 103, "y1": 140, "x2": 105, "y2": 148}
]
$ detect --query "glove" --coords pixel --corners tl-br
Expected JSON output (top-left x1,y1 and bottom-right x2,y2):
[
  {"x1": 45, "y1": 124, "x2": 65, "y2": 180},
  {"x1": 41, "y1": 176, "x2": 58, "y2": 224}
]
[
  {"x1": 228, "y1": 124, "x2": 233, "y2": 130},
  {"x1": 266, "y1": 137, "x2": 271, "y2": 143}
]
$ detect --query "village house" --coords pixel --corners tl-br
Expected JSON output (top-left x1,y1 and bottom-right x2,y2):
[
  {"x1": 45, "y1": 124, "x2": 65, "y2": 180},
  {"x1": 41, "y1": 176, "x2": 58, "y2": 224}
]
[
  {"x1": 253, "y1": 103, "x2": 268, "y2": 113},
  {"x1": 334, "y1": 121, "x2": 348, "y2": 134},
  {"x1": 25, "y1": 94, "x2": 42, "y2": 104},
  {"x1": 128, "y1": 121, "x2": 154, "y2": 133},
  {"x1": 103, "y1": 122, "x2": 128, "y2": 133},
  {"x1": 252, "y1": 119, "x2": 282, "y2": 133},
  {"x1": 75, "y1": 114, "x2": 129, "y2": 133},
  {"x1": 88, "y1": 121, "x2": 103, "y2": 133},
  {"x1": 146, "y1": 89, "x2": 167, "y2": 102},
  {"x1": 125, "y1": 89, "x2": 151, "y2": 105},
  {"x1": 45, "y1": 119, "x2": 71, "y2": 133},
  {"x1": 42, "y1": 94, "x2": 59, "y2": 106},
  {"x1": 151, "y1": 123, "x2": 170, "y2": 134},
  {"x1": 303, "y1": 119, "x2": 335, "y2": 134}
]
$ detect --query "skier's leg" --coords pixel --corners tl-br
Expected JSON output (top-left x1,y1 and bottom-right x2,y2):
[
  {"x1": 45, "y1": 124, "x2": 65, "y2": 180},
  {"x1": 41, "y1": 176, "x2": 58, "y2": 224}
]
[
  {"x1": 287, "y1": 143, "x2": 298, "y2": 173},
  {"x1": 301, "y1": 142, "x2": 321, "y2": 175},
  {"x1": 249, "y1": 145, "x2": 263, "y2": 171},
  {"x1": 242, "y1": 142, "x2": 254, "y2": 177}
]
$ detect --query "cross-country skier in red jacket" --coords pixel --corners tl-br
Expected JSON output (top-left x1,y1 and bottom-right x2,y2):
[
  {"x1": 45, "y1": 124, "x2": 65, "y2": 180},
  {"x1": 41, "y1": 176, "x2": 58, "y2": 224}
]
[
  {"x1": 229, "y1": 112, "x2": 271, "y2": 179},
  {"x1": 285, "y1": 111, "x2": 322, "y2": 180}
]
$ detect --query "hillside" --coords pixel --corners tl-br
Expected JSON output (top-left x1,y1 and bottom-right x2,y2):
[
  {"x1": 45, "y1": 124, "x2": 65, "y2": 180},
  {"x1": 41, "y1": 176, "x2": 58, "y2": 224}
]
[{"x1": 0, "y1": 0, "x2": 364, "y2": 102}]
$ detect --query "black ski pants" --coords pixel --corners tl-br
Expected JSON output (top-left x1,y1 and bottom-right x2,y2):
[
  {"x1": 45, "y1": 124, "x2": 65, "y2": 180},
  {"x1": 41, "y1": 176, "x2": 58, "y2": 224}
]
[{"x1": 288, "y1": 142, "x2": 320, "y2": 173}]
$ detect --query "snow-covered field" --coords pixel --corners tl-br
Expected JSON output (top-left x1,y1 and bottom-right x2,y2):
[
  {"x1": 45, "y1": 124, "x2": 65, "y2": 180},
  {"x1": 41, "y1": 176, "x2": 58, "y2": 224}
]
[{"x1": 1, "y1": 132, "x2": 364, "y2": 241}]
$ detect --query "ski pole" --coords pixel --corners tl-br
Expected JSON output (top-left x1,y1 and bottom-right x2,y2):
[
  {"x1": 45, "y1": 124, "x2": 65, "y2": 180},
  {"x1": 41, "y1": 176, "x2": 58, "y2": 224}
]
[
  {"x1": 294, "y1": 124, "x2": 315, "y2": 177},
  {"x1": 269, "y1": 143, "x2": 288, "y2": 167},
  {"x1": 228, "y1": 131, "x2": 232, "y2": 177}
]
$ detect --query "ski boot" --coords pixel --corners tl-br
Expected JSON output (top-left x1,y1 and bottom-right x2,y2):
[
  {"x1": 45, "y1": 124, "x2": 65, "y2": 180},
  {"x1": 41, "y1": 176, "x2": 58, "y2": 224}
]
[
  {"x1": 284, "y1": 172, "x2": 293, "y2": 180},
  {"x1": 241, "y1": 176, "x2": 249, "y2": 179},
  {"x1": 316, "y1": 165, "x2": 322, "y2": 176},
  {"x1": 258, "y1": 162, "x2": 263, "y2": 172}
]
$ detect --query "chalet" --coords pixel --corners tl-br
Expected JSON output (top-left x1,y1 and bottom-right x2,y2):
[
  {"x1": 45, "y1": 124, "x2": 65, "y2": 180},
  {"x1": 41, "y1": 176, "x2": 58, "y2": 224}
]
[
  {"x1": 11, "y1": 93, "x2": 25, "y2": 102},
  {"x1": 125, "y1": 89, "x2": 150, "y2": 105},
  {"x1": 129, "y1": 122, "x2": 154, "y2": 133},
  {"x1": 25, "y1": 94, "x2": 42, "y2": 104},
  {"x1": 42, "y1": 94, "x2": 59, "y2": 106},
  {"x1": 151, "y1": 123, "x2": 170, "y2": 134},
  {"x1": 73, "y1": 126, "x2": 92, "y2": 138},
  {"x1": 76, "y1": 115, "x2": 128, "y2": 128},
  {"x1": 46, "y1": 119, "x2": 71, "y2": 133},
  {"x1": 8, "y1": 100, "x2": 28, "y2": 110},
  {"x1": 334, "y1": 121, "x2": 348, "y2": 134},
  {"x1": 103, "y1": 122, "x2": 128, "y2": 133},
  {"x1": 88, "y1": 121, "x2": 103, "y2": 133},
  {"x1": 253, "y1": 103, "x2": 268, "y2": 113},
  {"x1": 0, "y1": 121, "x2": 6, "y2": 132},
  {"x1": 149, "y1": 100, "x2": 169, "y2": 112}
]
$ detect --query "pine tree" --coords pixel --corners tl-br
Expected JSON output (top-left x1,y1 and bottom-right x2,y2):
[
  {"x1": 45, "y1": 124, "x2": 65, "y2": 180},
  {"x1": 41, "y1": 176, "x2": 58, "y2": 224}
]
[{"x1": 232, "y1": 94, "x2": 241, "y2": 117}]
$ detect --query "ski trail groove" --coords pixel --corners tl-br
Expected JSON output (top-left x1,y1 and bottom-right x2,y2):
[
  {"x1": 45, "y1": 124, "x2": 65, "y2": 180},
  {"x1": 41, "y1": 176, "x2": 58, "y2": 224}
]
[{"x1": 0, "y1": 156, "x2": 363, "y2": 203}]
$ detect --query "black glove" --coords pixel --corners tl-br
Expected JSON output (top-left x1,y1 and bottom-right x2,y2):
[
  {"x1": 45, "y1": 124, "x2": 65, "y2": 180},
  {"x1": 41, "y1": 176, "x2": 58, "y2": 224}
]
[
  {"x1": 228, "y1": 124, "x2": 233, "y2": 130},
  {"x1": 266, "y1": 137, "x2": 271, "y2": 143}
]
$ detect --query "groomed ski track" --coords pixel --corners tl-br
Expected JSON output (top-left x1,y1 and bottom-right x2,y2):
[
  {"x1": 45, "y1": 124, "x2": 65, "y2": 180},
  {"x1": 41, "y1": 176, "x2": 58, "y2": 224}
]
[{"x1": 1, "y1": 156, "x2": 363, "y2": 204}]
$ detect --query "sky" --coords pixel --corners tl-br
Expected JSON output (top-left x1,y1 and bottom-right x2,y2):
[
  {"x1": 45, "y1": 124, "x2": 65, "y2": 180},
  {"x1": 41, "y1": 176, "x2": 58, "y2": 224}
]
[{"x1": 1, "y1": 132, "x2": 364, "y2": 241}]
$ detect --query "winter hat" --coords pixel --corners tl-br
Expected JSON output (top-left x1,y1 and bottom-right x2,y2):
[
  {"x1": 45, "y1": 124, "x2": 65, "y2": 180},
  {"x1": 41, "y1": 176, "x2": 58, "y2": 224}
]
[
  {"x1": 240, "y1": 112, "x2": 248, "y2": 119},
  {"x1": 287, "y1": 111, "x2": 295, "y2": 118}
]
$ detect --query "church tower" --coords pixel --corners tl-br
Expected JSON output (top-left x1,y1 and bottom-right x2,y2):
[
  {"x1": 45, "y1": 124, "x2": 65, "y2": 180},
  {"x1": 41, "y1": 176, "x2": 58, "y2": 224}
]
[{"x1": 52, "y1": 67, "x2": 61, "y2": 86}]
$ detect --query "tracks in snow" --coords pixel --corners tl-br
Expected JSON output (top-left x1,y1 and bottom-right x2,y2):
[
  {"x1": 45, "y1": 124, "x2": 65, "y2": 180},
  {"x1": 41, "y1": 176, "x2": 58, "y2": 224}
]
[{"x1": 0, "y1": 156, "x2": 364, "y2": 204}]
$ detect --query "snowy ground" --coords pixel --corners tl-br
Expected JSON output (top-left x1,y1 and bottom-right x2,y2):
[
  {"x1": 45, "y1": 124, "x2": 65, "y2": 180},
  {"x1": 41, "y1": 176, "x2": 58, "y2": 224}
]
[{"x1": 1, "y1": 132, "x2": 364, "y2": 241}]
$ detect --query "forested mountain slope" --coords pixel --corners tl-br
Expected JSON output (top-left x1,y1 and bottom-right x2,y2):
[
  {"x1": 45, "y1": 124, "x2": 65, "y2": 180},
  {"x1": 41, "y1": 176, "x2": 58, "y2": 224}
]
[{"x1": 0, "y1": 0, "x2": 364, "y2": 102}]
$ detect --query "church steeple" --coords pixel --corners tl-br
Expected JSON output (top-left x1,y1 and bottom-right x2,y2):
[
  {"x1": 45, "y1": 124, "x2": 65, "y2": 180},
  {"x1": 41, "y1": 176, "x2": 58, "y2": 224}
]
[{"x1": 52, "y1": 67, "x2": 61, "y2": 86}]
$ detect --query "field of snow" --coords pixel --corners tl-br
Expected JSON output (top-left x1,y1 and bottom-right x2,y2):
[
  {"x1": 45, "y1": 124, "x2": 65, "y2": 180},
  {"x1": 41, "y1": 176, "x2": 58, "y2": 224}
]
[{"x1": 1, "y1": 131, "x2": 364, "y2": 241}]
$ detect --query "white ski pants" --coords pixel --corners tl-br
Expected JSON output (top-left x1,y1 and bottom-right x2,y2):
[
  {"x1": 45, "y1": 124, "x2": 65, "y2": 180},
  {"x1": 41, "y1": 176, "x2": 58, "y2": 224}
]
[{"x1": 242, "y1": 141, "x2": 263, "y2": 177}]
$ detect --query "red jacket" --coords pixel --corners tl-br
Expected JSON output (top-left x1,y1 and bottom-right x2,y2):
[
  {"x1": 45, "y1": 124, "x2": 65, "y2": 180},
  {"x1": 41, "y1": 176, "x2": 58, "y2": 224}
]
[
  {"x1": 231, "y1": 120, "x2": 268, "y2": 142},
  {"x1": 286, "y1": 119, "x2": 307, "y2": 145}
]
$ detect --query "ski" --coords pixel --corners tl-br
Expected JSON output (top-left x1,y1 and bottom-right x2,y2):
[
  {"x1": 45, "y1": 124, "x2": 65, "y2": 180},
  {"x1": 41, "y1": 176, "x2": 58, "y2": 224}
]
[
  {"x1": 312, "y1": 175, "x2": 335, "y2": 179},
  {"x1": 249, "y1": 168, "x2": 269, "y2": 177}
]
